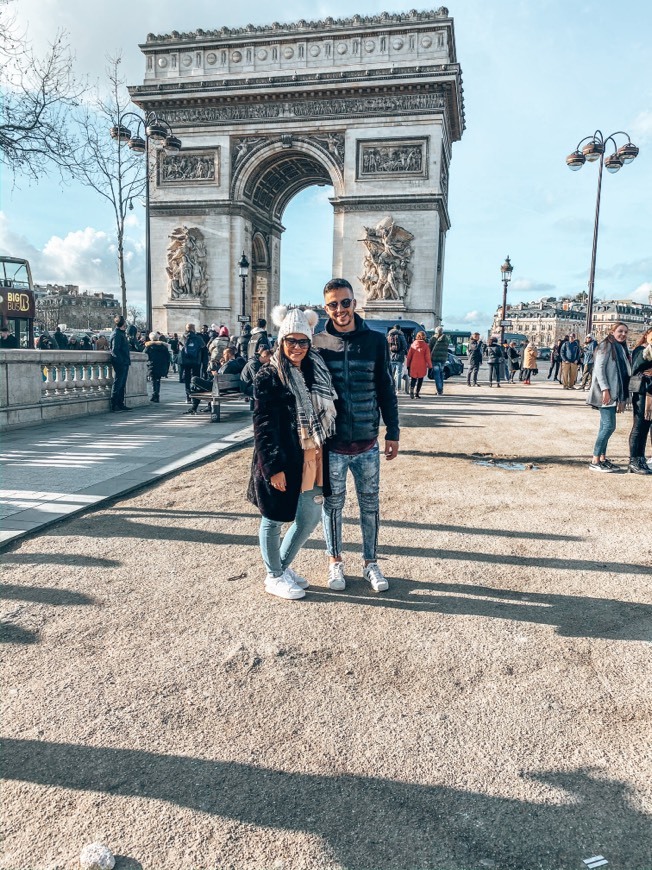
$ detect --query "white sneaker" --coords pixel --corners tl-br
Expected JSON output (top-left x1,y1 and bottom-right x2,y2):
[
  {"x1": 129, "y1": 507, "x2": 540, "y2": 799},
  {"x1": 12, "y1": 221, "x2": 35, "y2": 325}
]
[
  {"x1": 264, "y1": 572, "x2": 305, "y2": 600},
  {"x1": 364, "y1": 562, "x2": 389, "y2": 592},
  {"x1": 327, "y1": 562, "x2": 346, "y2": 591},
  {"x1": 283, "y1": 566, "x2": 309, "y2": 590}
]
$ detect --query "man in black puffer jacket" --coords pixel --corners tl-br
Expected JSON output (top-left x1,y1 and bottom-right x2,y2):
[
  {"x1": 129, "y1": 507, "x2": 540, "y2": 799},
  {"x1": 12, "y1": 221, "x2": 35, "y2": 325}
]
[{"x1": 313, "y1": 278, "x2": 399, "y2": 594}]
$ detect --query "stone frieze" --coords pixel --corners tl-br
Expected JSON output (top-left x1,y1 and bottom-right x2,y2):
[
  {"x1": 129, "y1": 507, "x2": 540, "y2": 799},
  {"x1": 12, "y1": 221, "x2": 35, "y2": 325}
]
[{"x1": 357, "y1": 138, "x2": 428, "y2": 179}]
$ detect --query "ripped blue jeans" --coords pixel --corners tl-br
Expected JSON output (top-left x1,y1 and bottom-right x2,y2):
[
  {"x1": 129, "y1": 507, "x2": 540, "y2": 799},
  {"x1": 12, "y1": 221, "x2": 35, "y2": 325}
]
[{"x1": 323, "y1": 444, "x2": 380, "y2": 562}]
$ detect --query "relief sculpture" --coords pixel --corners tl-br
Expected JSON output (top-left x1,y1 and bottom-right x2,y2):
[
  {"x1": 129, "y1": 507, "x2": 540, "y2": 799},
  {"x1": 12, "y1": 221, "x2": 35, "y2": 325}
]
[
  {"x1": 161, "y1": 154, "x2": 215, "y2": 182},
  {"x1": 166, "y1": 226, "x2": 208, "y2": 300},
  {"x1": 359, "y1": 217, "x2": 414, "y2": 302},
  {"x1": 362, "y1": 144, "x2": 423, "y2": 175}
]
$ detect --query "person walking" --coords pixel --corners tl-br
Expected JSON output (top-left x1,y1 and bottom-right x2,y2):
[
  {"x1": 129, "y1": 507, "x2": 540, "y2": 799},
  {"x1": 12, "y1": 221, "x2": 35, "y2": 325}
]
[
  {"x1": 428, "y1": 326, "x2": 449, "y2": 395},
  {"x1": 387, "y1": 324, "x2": 408, "y2": 393},
  {"x1": 143, "y1": 331, "x2": 170, "y2": 403},
  {"x1": 548, "y1": 339, "x2": 563, "y2": 382},
  {"x1": 522, "y1": 341, "x2": 538, "y2": 384},
  {"x1": 180, "y1": 323, "x2": 204, "y2": 403},
  {"x1": 486, "y1": 337, "x2": 504, "y2": 387},
  {"x1": 627, "y1": 327, "x2": 652, "y2": 475},
  {"x1": 248, "y1": 306, "x2": 337, "y2": 600},
  {"x1": 466, "y1": 333, "x2": 484, "y2": 386},
  {"x1": 580, "y1": 335, "x2": 598, "y2": 390},
  {"x1": 406, "y1": 330, "x2": 432, "y2": 399},
  {"x1": 313, "y1": 279, "x2": 399, "y2": 594},
  {"x1": 109, "y1": 315, "x2": 131, "y2": 412},
  {"x1": 168, "y1": 333, "x2": 180, "y2": 373},
  {"x1": 560, "y1": 332, "x2": 581, "y2": 389},
  {"x1": 586, "y1": 322, "x2": 631, "y2": 472}
]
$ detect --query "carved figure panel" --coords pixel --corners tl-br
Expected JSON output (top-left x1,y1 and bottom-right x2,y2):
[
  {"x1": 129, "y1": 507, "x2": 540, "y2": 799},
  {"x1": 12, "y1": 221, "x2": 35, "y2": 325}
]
[
  {"x1": 159, "y1": 151, "x2": 218, "y2": 184},
  {"x1": 359, "y1": 217, "x2": 414, "y2": 302},
  {"x1": 166, "y1": 226, "x2": 208, "y2": 300},
  {"x1": 357, "y1": 138, "x2": 428, "y2": 180}
]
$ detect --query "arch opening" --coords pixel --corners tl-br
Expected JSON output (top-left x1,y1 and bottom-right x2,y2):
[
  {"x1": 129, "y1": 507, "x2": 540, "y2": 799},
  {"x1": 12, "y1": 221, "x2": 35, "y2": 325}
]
[{"x1": 280, "y1": 184, "x2": 334, "y2": 307}]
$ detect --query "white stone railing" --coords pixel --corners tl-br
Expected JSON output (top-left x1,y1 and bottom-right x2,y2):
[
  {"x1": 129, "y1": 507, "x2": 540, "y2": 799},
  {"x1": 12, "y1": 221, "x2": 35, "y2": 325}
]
[{"x1": 0, "y1": 350, "x2": 149, "y2": 431}]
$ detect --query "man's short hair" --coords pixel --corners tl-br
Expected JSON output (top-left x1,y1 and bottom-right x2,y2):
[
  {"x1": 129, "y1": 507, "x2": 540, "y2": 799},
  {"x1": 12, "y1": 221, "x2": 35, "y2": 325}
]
[
  {"x1": 114, "y1": 315, "x2": 125, "y2": 328},
  {"x1": 186, "y1": 322, "x2": 195, "y2": 332},
  {"x1": 257, "y1": 318, "x2": 267, "y2": 329},
  {"x1": 324, "y1": 278, "x2": 353, "y2": 295},
  {"x1": 0, "y1": 326, "x2": 8, "y2": 333}
]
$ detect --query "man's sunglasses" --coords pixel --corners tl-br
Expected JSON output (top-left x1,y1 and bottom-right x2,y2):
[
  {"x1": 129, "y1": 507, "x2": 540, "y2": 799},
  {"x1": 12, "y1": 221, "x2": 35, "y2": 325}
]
[
  {"x1": 325, "y1": 298, "x2": 354, "y2": 311},
  {"x1": 284, "y1": 337, "x2": 311, "y2": 348}
]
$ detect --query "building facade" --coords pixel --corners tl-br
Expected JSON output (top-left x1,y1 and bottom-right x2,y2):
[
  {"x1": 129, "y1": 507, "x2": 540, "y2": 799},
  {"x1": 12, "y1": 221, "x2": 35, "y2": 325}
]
[
  {"x1": 35, "y1": 285, "x2": 122, "y2": 331},
  {"x1": 490, "y1": 297, "x2": 652, "y2": 345},
  {"x1": 129, "y1": 9, "x2": 465, "y2": 334}
]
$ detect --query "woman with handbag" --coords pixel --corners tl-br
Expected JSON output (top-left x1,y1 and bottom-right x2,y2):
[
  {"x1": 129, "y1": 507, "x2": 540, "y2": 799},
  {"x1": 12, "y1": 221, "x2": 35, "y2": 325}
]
[
  {"x1": 586, "y1": 322, "x2": 631, "y2": 473},
  {"x1": 248, "y1": 306, "x2": 337, "y2": 600},
  {"x1": 522, "y1": 341, "x2": 538, "y2": 385},
  {"x1": 405, "y1": 330, "x2": 432, "y2": 399},
  {"x1": 627, "y1": 327, "x2": 652, "y2": 475}
]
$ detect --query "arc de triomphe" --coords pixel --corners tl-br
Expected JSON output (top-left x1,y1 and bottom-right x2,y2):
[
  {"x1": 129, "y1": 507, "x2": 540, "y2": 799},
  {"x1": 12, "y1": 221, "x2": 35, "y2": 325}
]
[{"x1": 130, "y1": 8, "x2": 464, "y2": 333}]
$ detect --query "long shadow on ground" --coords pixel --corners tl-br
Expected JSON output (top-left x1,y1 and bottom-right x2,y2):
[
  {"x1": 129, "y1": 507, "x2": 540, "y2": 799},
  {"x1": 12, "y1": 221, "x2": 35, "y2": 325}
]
[{"x1": 1, "y1": 739, "x2": 647, "y2": 870}]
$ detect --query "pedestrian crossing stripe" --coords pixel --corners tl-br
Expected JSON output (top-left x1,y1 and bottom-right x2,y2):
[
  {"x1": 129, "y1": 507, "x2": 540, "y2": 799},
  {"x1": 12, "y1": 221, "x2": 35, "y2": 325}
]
[{"x1": 583, "y1": 857, "x2": 608, "y2": 868}]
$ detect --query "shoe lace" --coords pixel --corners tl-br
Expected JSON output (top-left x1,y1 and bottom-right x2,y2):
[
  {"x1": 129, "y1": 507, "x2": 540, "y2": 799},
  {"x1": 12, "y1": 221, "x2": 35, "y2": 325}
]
[
  {"x1": 365, "y1": 563, "x2": 383, "y2": 582},
  {"x1": 329, "y1": 563, "x2": 344, "y2": 579}
]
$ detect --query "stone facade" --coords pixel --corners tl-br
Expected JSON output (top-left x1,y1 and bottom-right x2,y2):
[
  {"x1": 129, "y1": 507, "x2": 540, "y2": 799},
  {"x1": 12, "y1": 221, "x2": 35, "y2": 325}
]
[
  {"x1": 35, "y1": 286, "x2": 122, "y2": 332},
  {"x1": 129, "y1": 9, "x2": 464, "y2": 334},
  {"x1": 490, "y1": 297, "x2": 652, "y2": 346}
]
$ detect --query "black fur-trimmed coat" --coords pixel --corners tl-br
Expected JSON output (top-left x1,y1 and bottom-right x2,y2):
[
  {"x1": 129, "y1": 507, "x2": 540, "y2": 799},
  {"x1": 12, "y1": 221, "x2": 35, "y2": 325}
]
[{"x1": 247, "y1": 365, "x2": 306, "y2": 522}]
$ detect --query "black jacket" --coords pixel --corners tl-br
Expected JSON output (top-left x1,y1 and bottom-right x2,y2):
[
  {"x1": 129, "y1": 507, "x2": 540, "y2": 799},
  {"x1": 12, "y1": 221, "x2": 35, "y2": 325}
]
[
  {"x1": 387, "y1": 327, "x2": 408, "y2": 361},
  {"x1": 240, "y1": 358, "x2": 261, "y2": 398},
  {"x1": 313, "y1": 313, "x2": 399, "y2": 444},
  {"x1": 467, "y1": 339, "x2": 484, "y2": 364},
  {"x1": 247, "y1": 365, "x2": 306, "y2": 522},
  {"x1": 144, "y1": 340, "x2": 170, "y2": 378},
  {"x1": 110, "y1": 328, "x2": 131, "y2": 367},
  {"x1": 486, "y1": 343, "x2": 504, "y2": 365}
]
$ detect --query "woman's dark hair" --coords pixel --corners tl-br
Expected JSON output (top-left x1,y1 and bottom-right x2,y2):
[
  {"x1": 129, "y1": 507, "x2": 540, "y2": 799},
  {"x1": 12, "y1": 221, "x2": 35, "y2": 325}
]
[
  {"x1": 323, "y1": 278, "x2": 353, "y2": 295},
  {"x1": 634, "y1": 327, "x2": 652, "y2": 348},
  {"x1": 114, "y1": 315, "x2": 125, "y2": 328}
]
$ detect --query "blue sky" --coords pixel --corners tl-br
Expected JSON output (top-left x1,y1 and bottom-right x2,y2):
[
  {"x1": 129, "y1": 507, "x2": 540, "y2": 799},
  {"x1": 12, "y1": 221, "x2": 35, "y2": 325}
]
[{"x1": 2, "y1": 0, "x2": 651, "y2": 334}]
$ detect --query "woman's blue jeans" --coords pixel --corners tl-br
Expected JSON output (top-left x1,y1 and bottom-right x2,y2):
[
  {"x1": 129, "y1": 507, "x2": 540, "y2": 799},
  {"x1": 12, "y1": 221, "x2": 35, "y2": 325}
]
[
  {"x1": 259, "y1": 486, "x2": 323, "y2": 577},
  {"x1": 593, "y1": 405, "x2": 617, "y2": 457}
]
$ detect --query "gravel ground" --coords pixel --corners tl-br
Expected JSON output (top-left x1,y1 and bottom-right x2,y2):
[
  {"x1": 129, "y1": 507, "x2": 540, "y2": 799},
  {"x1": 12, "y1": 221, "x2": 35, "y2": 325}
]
[{"x1": 1, "y1": 378, "x2": 650, "y2": 870}]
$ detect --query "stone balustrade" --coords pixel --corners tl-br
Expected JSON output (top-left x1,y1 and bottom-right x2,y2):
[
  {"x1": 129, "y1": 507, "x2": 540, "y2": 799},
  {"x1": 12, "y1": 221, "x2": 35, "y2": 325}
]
[{"x1": 0, "y1": 350, "x2": 149, "y2": 431}]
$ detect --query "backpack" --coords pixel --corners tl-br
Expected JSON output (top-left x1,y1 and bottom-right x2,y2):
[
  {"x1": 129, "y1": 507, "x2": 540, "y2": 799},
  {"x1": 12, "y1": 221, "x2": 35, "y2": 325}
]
[
  {"x1": 388, "y1": 331, "x2": 402, "y2": 355},
  {"x1": 183, "y1": 333, "x2": 202, "y2": 363}
]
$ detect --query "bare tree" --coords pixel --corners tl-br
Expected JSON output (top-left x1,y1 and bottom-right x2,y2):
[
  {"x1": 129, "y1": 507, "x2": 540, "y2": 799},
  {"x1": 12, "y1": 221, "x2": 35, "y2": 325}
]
[
  {"x1": 127, "y1": 304, "x2": 147, "y2": 330},
  {"x1": 68, "y1": 54, "x2": 146, "y2": 318},
  {"x1": 0, "y1": 8, "x2": 85, "y2": 180}
]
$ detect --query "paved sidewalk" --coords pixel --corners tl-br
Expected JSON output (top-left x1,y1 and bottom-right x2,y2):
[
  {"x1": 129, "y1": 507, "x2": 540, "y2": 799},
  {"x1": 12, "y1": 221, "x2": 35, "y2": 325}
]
[{"x1": 0, "y1": 381, "x2": 253, "y2": 547}]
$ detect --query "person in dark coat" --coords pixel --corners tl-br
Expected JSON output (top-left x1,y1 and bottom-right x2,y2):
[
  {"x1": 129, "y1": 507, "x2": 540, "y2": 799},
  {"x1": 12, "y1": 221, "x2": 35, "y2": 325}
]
[
  {"x1": 144, "y1": 332, "x2": 170, "y2": 403},
  {"x1": 466, "y1": 332, "x2": 484, "y2": 386},
  {"x1": 627, "y1": 327, "x2": 652, "y2": 475},
  {"x1": 240, "y1": 347, "x2": 272, "y2": 408},
  {"x1": 0, "y1": 326, "x2": 18, "y2": 349},
  {"x1": 52, "y1": 326, "x2": 68, "y2": 349},
  {"x1": 248, "y1": 306, "x2": 337, "y2": 601},
  {"x1": 109, "y1": 315, "x2": 131, "y2": 411},
  {"x1": 486, "y1": 336, "x2": 505, "y2": 387},
  {"x1": 236, "y1": 323, "x2": 252, "y2": 359}
]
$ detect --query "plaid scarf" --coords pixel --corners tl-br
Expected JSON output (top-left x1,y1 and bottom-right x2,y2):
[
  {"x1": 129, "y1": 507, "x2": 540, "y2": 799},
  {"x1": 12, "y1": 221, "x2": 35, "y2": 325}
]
[{"x1": 271, "y1": 348, "x2": 337, "y2": 449}]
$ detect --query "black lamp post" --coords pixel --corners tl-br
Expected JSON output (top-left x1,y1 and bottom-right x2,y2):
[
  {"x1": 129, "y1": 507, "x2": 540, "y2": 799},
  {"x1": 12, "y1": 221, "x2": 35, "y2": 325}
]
[
  {"x1": 499, "y1": 255, "x2": 513, "y2": 344},
  {"x1": 566, "y1": 129, "x2": 639, "y2": 337},
  {"x1": 238, "y1": 251, "x2": 250, "y2": 325},
  {"x1": 110, "y1": 112, "x2": 182, "y2": 331}
]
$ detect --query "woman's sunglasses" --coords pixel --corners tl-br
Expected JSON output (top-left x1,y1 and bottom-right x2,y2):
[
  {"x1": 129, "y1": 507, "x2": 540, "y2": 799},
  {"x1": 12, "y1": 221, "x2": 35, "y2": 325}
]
[
  {"x1": 325, "y1": 298, "x2": 354, "y2": 311},
  {"x1": 284, "y1": 337, "x2": 311, "y2": 348}
]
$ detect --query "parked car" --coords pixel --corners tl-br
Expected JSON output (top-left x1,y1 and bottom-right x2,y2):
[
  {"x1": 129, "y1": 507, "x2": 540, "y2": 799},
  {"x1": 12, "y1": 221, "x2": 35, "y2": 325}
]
[
  {"x1": 443, "y1": 352, "x2": 464, "y2": 379},
  {"x1": 537, "y1": 346, "x2": 552, "y2": 361}
]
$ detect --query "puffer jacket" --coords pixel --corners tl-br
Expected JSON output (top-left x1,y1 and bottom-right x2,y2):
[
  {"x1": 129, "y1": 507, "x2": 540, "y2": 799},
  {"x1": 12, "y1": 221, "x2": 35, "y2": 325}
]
[
  {"x1": 110, "y1": 327, "x2": 131, "y2": 367},
  {"x1": 313, "y1": 314, "x2": 399, "y2": 445},
  {"x1": 144, "y1": 340, "x2": 171, "y2": 378},
  {"x1": 523, "y1": 344, "x2": 538, "y2": 369},
  {"x1": 406, "y1": 339, "x2": 432, "y2": 379},
  {"x1": 486, "y1": 343, "x2": 504, "y2": 365},
  {"x1": 429, "y1": 333, "x2": 449, "y2": 364}
]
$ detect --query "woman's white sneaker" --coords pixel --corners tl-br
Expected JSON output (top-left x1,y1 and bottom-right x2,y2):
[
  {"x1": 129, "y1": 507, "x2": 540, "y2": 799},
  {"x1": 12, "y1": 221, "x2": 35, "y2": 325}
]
[
  {"x1": 327, "y1": 562, "x2": 346, "y2": 591},
  {"x1": 283, "y1": 566, "x2": 309, "y2": 589},
  {"x1": 264, "y1": 573, "x2": 305, "y2": 600},
  {"x1": 364, "y1": 562, "x2": 389, "y2": 592}
]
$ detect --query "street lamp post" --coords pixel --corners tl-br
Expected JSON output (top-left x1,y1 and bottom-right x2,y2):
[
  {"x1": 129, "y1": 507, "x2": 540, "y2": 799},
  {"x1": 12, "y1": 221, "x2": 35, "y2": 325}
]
[
  {"x1": 238, "y1": 251, "x2": 250, "y2": 325},
  {"x1": 566, "y1": 130, "x2": 639, "y2": 337},
  {"x1": 110, "y1": 112, "x2": 182, "y2": 331},
  {"x1": 499, "y1": 255, "x2": 513, "y2": 345}
]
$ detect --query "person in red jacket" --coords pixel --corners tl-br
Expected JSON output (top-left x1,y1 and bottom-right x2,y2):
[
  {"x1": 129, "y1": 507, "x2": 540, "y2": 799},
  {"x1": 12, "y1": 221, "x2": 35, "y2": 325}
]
[{"x1": 406, "y1": 330, "x2": 432, "y2": 399}]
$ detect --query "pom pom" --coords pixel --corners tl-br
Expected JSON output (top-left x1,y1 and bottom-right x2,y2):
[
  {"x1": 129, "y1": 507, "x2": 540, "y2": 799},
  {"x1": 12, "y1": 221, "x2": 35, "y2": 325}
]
[
  {"x1": 271, "y1": 305, "x2": 288, "y2": 328},
  {"x1": 304, "y1": 309, "x2": 319, "y2": 329}
]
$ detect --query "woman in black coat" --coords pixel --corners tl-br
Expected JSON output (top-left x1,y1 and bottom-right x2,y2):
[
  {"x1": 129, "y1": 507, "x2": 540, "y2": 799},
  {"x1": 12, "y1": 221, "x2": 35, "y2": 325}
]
[{"x1": 247, "y1": 306, "x2": 337, "y2": 600}]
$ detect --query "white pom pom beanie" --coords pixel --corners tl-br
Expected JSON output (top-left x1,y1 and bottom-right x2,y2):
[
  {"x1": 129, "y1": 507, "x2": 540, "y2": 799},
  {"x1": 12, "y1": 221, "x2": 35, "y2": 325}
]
[{"x1": 271, "y1": 305, "x2": 319, "y2": 342}]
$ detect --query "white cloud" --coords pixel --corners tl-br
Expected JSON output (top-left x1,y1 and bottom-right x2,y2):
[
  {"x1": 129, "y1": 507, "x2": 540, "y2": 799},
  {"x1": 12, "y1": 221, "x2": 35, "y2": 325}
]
[
  {"x1": 444, "y1": 310, "x2": 492, "y2": 328},
  {"x1": 630, "y1": 110, "x2": 652, "y2": 144},
  {"x1": 511, "y1": 278, "x2": 556, "y2": 294},
  {"x1": 630, "y1": 282, "x2": 652, "y2": 304}
]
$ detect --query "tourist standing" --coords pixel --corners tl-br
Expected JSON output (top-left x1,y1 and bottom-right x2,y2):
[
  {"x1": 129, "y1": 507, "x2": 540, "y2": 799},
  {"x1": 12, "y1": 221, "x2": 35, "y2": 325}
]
[
  {"x1": 387, "y1": 324, "x2": 408, "y2": 393},
  {"x1": 506, "y1": 341, "x2": 520, "y2": 382},
  {"x1": 313, "y1": 279, "x2": 399, "y2": 593},
  {"x1": 143, "y1": 332, "x2": 170, "y2": 403},
  {"x1": 522, "y1": 341, "x2": 538, "y2": 384},
  {"x1": 248, "y1": 306, "x2": 337, "y2": 600},
  {"x1": 627, "y1": 327, "x2": 652, "y2": 475},
  {"x1": 580, "y1": 335, "x2": 598, "y2": 390},
  {"x1": 0, "y1": 326, "x2": 18, "y2": 349},
  {"x1": 466, "y1": 333, "x2": 484, "y2": 386},
  {"x1": 52, "y1": 326, "x2": 68, "y2": 350},
  {"x1": 486, "y1": 337, "x2": 504, "y2": 387},
  {"x1": 237, "y1": 323, "x2": 252, "y2": 360},
  {"x1": 180, "y1": 323, "x2": 204, "y2": 402},
  {"x1": 240, "y1": 347, "x2": 272, "y2": 409},
  {"x1": 249, "y1": 318, "x2": 272, "y2": 358},
  {"x1": 169, "y1": 333, "x2": 180, "y2": 372},
  {"x1": 586, "y1": 322, "x2": 631, "y2": 472},
  {"x1": 560, "y1": 332, "x2": 581, "y2": 389},
  {"x1": 428, "y1": 326, "x2": 449, "y2": 395},
  {"x1": 548, "y1": 339, "x2": 563, "y2": 382},
  {"x1": 406, "y1": 330, "x2": 432, "y2": 399},
  {"x1": 109, "y1": 315, "x2": 131, "y2": 412}
]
